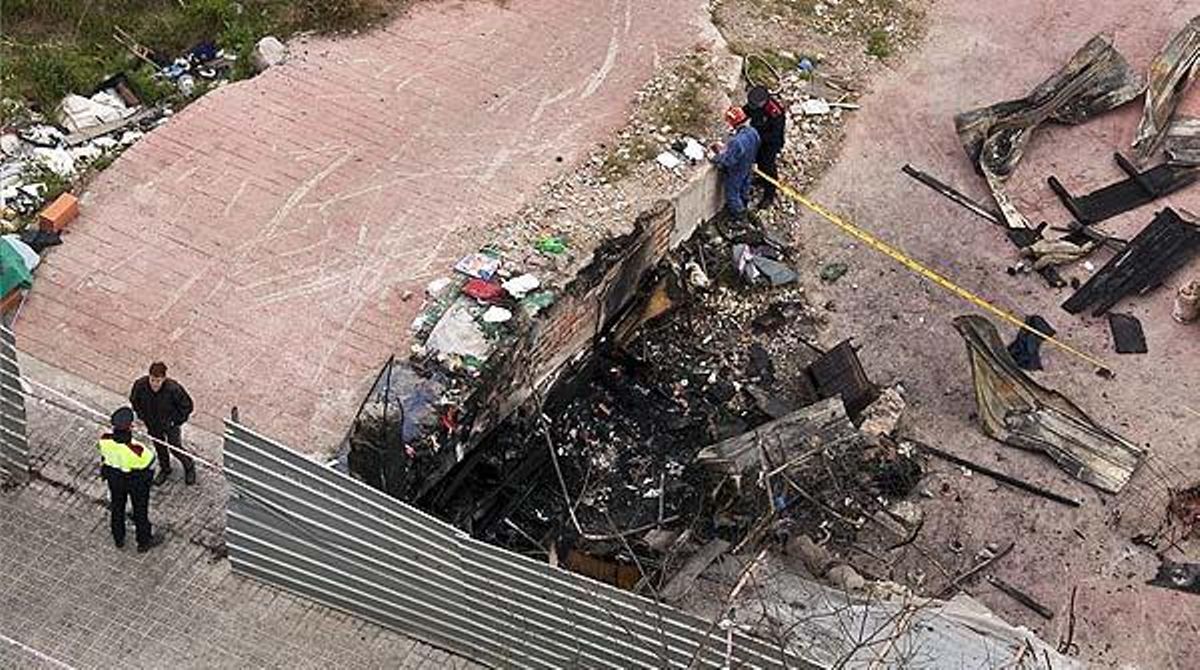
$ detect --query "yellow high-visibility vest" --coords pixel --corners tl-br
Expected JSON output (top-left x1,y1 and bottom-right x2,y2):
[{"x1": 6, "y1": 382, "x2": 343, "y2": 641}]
[{"x1": 97, "y1": 438, "x2": 155, "y2": 473}]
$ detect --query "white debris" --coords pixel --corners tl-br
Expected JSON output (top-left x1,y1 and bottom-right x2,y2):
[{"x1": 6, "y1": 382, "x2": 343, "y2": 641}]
[
  {"x1": 502, "y1": 273, "x2": 540, "y2": 298},
  {"x1": 426, "y1": 300, "x2": 493, "y2": 360},
  {"x1": 682, "y1": 137, "x2": 706, "y2": 162},
  {"x1": 800, "y1": 98, "x2": 832, "y2": 115},
  {"x1": 32, "y1": 147, "x2": 76, "y2": 178},
  {"x1": 57, "y1": 93, "x2": 128, "y2": 132},
  {"x1": 482, "y1": 305, "x2": 513, "y2": 323},
  {"x1": 0, "y1": 134, "x2": 21, "y2": 156},
  {"x1": 252, "y1": 36, "x2": 288, "y2": 72},
  {"x1": 655, "y1": 151, "x2": 682, "y2": 169}
]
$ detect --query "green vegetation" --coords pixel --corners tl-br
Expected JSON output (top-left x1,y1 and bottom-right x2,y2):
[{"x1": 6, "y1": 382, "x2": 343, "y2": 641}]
[
  {"x1": 0, "y1": 0, "x2": 403, "y2": 123},
  {"x1": 601, "y1": 55, "x2": 716, "y2": 181},
  {"x1": 866, "y1": 29, "x2": 892, "y2": 59}
]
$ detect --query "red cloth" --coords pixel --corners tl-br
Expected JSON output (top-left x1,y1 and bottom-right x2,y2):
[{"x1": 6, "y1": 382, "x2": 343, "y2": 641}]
[{"x1": 463, "y1": 278, "x2": 506, "y2": 302}]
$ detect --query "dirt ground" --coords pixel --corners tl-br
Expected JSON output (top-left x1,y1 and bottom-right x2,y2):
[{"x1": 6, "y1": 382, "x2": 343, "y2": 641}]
[{"x1": 787, "y1": 1, "x2": 1200, "y2": 666}]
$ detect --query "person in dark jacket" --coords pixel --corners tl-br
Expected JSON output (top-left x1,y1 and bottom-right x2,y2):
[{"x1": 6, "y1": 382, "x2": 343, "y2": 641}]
[
  {"x1": 130, "y1": 361, "x2": 196, "y2": 486},
  {"x1": 743, "y1": 85, "x2": 787, "y2": 208},
  {"x1": 712, "y1": 105, "x2": 761, "y2": 223}
]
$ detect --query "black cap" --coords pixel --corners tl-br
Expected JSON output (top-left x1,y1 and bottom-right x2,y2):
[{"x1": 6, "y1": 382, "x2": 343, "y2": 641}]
[
  {"x1": 747, "y1": 85, "x2": 770, "y2": 109},
  {"x1": 111, "y1": 407, "x2": 134, "y2": 429}
]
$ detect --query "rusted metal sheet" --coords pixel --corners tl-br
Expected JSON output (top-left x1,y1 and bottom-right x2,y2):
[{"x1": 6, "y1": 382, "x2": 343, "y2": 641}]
[
  {"x1": 1165, "y1": 116, "x2": 1200, "y2": 165},
  {"x1": 1134, "y1": 16, "x2": 1200, "y2": 162},
  {"x1": 955, "y1": 35, "x2": 1144, "y2": 231},
  {"x1": 953, "y1": 315, "x2": 1144, "y2": 494}
]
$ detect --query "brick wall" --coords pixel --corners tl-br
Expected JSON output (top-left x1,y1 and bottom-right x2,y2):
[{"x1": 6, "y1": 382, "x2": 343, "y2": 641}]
[{"x1": 412, "y1": 167, "x2": 723, "y2": 500}]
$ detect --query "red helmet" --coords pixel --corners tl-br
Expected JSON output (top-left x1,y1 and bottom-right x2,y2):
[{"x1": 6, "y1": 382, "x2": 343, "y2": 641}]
[{"x1": 724, "y1": 106, "x2": 748, "y2": 128}]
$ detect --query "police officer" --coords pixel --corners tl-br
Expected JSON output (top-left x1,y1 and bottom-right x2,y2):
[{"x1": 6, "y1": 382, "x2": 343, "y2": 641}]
[{"x1": 98, "y1": 407, "x2": 162, "y2": 552}]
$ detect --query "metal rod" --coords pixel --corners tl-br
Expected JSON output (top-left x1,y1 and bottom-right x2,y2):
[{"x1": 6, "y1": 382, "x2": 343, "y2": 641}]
[
  {"x1": 986, "y1": 575, "x2": 1055, "y2": 619},
  {"x1": 910, "y1": 439, "x2": 1081, "y2": 508},
  {"x1": 901, "y1": 164, "x2": 1004, "y2": 226}
]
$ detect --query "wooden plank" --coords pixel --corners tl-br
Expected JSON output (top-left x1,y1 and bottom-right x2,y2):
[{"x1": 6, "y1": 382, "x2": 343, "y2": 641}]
[
  {"x1": 660, "y1": 539, "x2": 730, "y2": 603},
  {"x1": 695, "y1": 396, "x2": 856, "y2": 475}
]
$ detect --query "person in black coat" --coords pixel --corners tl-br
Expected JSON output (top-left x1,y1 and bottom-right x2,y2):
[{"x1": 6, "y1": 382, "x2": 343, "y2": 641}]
[
  {"x1": 743, "y1": 85, "x2": 787, "y2": 208},
  {"x1": 130, "y1": 361, "x2": 196, "y2": 485}
]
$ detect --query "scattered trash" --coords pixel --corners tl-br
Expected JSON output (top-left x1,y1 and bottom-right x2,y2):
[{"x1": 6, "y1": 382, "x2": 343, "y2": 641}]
[
  {"x1": 953, "y1": 314, "x2": 1144, "y2": 493},
  {"x1": 682, "y1": 138, "x2": 707, "y2": 162},
  {"x1": 535, "y1": 235, "x2": 567, "y2": 255},
  {"x1": 453, "y1": 252, "x2": 502, "y2": 281},
  {"x1": 1063, "y1": 208, "x2": 1200, "y2": 316},
  {"x1": 252, "y1": 36, "x2": 289, "y2": 72},
  {"x1": 695, "y1": 397, "x2": 859, "y2": 478},
  {"x1": 57, "y1": 93, "x2": 131, "y2": 133},
  {"x1": 1173, "y1": 279, "x2": 1200, "y2": 323},
  {"x1": 819, "y1": 262, "x2": 848, "y2": 283},
  {"x1": 425, "y1": 277, "x2": 452, "y2": 298},
  {"x1": 481, "y1": 306, "x2": 512, "y2": 323},
  {"x1": 1006, "y1": 314, "x2": 1056, "y2": 371},
  {"x1": 684, "y1": 261, "x2": 709, "y2": 289},
  {"x1": 797, "y1": 58, "x2": 815, "y2": 73},
  {"x1": 655, "y1": 152, "x2": 682, "y2": 169},
  {"x1": 826, "y1": 564, "x2": 866, "y2": 591},
  {"x1": 1106, "y1": 313, "x2": 1147, "y2": 354},
  {"x1": 1, "y1": 235, "x2": 40, "y2": 272},
  {"x1": 502, "y1": 273, "x2": 540, "y2": 298},
  {"x1": 1147, "y1": 560, "x2": 1200, "y2": 596},
  {"x1": 519, "y1": 290, "x2": 555, "y2": 317},
  {"x1": 800, "y1": 98, "x2": 832, "y2": 116},
  {"x1": 660, "y1": 539, "x2": 730, "y2": 603},
  {"x1": 732, "y1": 243, "x2": 798, "y2": 286},
  {"x1": 425, "y1": 299, "x2": 493, "y2": 360},
  {"x1": 857, "y1": 385, "x2": 906, "y2": 438},
  {"x1": 463, "y1": 278, "x2": 505, "y2": 302},
  {"x1": 1133, "y1": 16, "x2": 1200, "y2": 161}
]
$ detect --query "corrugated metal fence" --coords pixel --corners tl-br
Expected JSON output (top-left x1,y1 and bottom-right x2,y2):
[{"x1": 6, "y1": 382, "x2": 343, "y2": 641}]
[
  {"x1": 0, "y1": 326, "x2": 29, "y2": 484},
  {"x1": 224, "y1": 422, "x2": 807, "y2": 669}
]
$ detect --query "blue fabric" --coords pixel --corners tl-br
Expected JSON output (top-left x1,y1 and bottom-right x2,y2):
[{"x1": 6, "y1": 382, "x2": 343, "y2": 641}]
[{"x1": 715, "y1": 125, "x2": 760, "y2": 215}]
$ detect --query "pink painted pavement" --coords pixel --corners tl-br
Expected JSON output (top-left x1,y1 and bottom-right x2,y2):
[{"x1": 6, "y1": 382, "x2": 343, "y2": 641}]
[{"x1": 17, "y1": 0, "x2": 713, "y2": 453}]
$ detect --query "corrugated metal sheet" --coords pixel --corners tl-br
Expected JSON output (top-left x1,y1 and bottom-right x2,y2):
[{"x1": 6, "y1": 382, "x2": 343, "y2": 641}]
[
  {"x1": 0, "y1": 326, "x2": 28, "y2": 484},
  {"x1": 224, "y1": 422, "x2": 809, "y2": 669}
]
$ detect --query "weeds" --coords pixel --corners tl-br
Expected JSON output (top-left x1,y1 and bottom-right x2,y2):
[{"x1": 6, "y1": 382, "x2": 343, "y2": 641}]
[
  {"x1": 866, "y1": 30, "x2": 892, "y2": 59},
  {"x1": 0, "y1": 0, "x2": 407, "y2": 116}
]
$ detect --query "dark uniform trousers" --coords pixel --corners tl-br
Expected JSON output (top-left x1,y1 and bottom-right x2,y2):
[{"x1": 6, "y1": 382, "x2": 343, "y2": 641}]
[{"x1": 104, "y1": 466, "x2": 154, "y2": 547}]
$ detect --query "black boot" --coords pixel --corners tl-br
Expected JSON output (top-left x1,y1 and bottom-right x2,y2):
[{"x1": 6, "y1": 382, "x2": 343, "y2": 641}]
[
  {"x1": 184, "y1": 464, "x2": 197, "y2": 486},
  {"x1": 154, "y1": 468, "x2": 170, "y2": 486}
]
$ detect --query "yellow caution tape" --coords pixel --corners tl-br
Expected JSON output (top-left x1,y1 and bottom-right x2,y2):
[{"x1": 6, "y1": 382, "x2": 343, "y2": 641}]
[{"x1": 756, "y1": 168, "x2": 1111, "y2": 372}]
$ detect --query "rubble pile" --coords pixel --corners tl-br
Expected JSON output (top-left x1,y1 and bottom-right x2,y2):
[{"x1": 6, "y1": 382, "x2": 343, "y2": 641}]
[{"x1": 1, "y1": 43, "x2": 239, "y2": 234}]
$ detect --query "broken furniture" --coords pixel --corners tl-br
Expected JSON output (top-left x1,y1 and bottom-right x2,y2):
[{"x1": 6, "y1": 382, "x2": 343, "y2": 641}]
[
  {"x1": 805, "y1": 340, "x2": 878, "y2": 418},
  {"x1": 1133, "y1": 16, "x2": 1200, "y2": 162},
  {"x1": 953, "y1": 314, "x2": 1145, "y2": 494},
  {"x1": 1062, "y1": 208, "x2": 1200, "y2": 316},
  {"x1": 955, "y1": 34, "x2": 1145, "y2": 232},
  {"x1": 1047, "y1": 152, "x2": 1197, "y2": 226}
]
